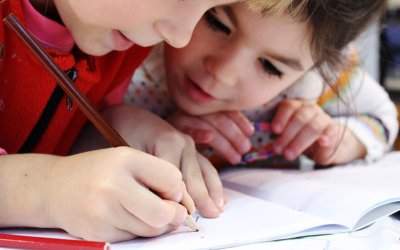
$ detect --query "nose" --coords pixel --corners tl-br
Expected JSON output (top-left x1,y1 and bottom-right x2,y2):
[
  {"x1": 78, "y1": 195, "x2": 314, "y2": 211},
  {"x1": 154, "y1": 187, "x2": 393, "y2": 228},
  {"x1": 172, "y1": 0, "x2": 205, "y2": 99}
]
[
  {"x1": 154, "y1": 20, "x2": 195, "y2": 48},
  {"x1": 204, "y1": 46, "x2": 243, "y2": 87}
]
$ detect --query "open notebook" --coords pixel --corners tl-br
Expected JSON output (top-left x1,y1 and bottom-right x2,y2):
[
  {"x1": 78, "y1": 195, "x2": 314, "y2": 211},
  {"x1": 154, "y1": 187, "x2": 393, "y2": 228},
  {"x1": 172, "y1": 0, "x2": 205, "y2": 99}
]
[{"x1": 1, "y1": 152, "x2": 400, "y2": 250}]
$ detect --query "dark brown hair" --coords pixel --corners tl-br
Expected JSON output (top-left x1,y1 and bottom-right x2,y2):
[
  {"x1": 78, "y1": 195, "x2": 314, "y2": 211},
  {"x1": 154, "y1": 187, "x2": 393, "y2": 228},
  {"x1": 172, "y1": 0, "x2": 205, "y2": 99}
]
[{"x1": 285, "y1": 0, "x2": 387, "y2": 84}]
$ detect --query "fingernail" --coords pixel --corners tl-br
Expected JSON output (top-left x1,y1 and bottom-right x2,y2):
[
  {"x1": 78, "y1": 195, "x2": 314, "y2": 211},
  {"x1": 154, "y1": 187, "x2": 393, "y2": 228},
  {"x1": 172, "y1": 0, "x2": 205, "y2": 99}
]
[
  {"x1": 218, "y1": 197, "x2": 225, "y2": 212},
  {"x1": 321, "y1": 135, "x2": 329, "y2": 145},
  {"x1": 172, "y1": 189, "x2": 183, "y2": 203},
  {"x1": 284, "y1": 149, "x2": 294, "y2": 160},
  {"x1": 209, "y1": 201, "x2": 220, "y2": 213},
  {"x1": 273, "y1": 123, "x2": 282, "y2": 133},
  {"x1": 244, "y1": 124, "x2": 255, "y2": 135},
  {"x1": 274, "y1": 144, "x2": 282, "y2": 154},
  {"x1": 231, "y1": 154, "x2": 241, "y2": 164},
  {"x1": 239, "y1": 141, "x2": 251, "y2": 153}
]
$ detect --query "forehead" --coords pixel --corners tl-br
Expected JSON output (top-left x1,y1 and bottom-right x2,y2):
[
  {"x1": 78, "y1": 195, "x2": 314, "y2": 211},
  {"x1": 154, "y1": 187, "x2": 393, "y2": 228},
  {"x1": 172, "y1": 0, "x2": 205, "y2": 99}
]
[
  {"x1": 231, "y1": 3, "x2": 313, "y2": 66},
  {"x1": 69, "y1": 0, "x2": 240, "y2": 30}
]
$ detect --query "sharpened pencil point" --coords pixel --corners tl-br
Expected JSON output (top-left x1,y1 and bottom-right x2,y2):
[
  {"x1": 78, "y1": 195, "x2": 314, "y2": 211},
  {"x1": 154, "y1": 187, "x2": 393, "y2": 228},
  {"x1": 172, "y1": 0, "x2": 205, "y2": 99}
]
[{"x1": 183, "y1": 215, "x2": 199, "y2": 232}]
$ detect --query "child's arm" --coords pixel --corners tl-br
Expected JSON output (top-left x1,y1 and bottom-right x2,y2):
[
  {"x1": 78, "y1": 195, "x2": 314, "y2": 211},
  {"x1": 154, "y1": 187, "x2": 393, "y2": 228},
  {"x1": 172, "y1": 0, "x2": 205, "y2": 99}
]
[
  {"x1": 167, "y1": 109, "x2": 255, "y2": 165},
  {"x1": 0, "y1": 148, "x2": 192, "y2": 242},
  {"x1": 71, "y1": 104, "x2": 226, "y2": 218},
  {"x1": 316, "y1": 67, "x2": 398, "y2": 163}
]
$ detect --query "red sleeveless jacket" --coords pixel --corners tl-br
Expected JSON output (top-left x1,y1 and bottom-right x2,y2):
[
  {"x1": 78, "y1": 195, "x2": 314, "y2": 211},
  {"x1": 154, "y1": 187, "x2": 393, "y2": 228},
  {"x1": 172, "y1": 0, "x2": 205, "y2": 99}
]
[{"x1": 0, "y1": 0, "x2": 152, "y2": 155}]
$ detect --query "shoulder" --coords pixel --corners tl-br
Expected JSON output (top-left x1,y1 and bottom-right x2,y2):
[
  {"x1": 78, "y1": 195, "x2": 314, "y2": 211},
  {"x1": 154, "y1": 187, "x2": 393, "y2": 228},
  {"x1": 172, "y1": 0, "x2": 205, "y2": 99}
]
[{"x1": 284, "y1": 68, "x2": 325, "y2": 103}]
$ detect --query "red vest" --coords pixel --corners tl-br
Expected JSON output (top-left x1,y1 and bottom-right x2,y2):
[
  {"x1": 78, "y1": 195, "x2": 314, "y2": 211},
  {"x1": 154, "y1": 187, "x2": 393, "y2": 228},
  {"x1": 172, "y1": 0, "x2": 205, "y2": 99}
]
[{"x1": 0, "y1": 0, "x2": 152, "y2": 155}]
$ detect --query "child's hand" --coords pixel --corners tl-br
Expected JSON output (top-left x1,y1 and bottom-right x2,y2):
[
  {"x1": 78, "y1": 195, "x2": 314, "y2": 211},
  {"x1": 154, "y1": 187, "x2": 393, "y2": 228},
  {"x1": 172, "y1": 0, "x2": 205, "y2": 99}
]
[
  {"x1": 167, "y1": 110, "x2": 255, "y2": 165},
  {"x1": 0, "y1": 148, "x2": 191, "y2": 242},
  {"x1": 271, "y1": 99, "x2": 366, "y2": 165},
  {"x1": 101, "y1": 104, "x2": 226, "y2": 218}
]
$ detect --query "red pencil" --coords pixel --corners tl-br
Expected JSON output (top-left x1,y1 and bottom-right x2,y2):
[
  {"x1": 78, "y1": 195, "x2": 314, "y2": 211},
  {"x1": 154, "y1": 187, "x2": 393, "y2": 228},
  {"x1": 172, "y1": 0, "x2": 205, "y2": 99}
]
[{"x1": 0, "y1": 233, "x2": 110, "y2": 250}]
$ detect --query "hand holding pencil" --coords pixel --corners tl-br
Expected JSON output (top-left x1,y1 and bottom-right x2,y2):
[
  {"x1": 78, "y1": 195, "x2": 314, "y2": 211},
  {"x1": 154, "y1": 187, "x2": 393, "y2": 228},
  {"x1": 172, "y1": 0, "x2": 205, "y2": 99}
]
[
  {"x1": 0, "y1": 149, "x2": 194, "y2": 244},
  {"x1": 3, "y1": 13, "x2": 198, "y2": 245},
  {"x1": 99, "y1": 104, "x2": 226, "y2": 218},
  {"x1": 46, "y1": 148, "x2": 195, "y2": 242}
]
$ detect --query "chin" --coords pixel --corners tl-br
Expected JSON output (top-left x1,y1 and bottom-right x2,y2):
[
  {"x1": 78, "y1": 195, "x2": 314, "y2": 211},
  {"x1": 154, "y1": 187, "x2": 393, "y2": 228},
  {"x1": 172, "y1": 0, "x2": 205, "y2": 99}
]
[
  {"x1": 131, "y1": 36, "x2": 163, "y2": 48},
  {"x1": 179, "y1": 104, "x2": 217, "y2": 116},
  {"x1": 76, "y1": 42, "x2": 111, "y2": 56}
]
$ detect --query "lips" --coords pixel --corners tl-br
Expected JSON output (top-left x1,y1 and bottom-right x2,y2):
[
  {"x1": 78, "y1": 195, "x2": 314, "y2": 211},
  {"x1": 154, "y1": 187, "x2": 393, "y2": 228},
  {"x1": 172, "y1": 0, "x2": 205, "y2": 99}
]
[
  {"x1": 184, "y1": 77, "x2": 215, "y2": 103},
  {"x1": 112, "y1": 30, "x2": 134, "y2": 51}
]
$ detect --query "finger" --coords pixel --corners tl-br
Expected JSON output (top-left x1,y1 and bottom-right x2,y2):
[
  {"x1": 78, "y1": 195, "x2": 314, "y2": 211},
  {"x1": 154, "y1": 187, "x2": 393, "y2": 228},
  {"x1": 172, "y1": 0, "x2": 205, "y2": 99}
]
[
  {"x1": 179, "y1": 181, "x2": 196, "y2": 215},
  {"x1": 202, "y1": 113, "x2": 251, "y2": 155},
  {"x1": 180, "y1": 126, "x2": 214, "y2": 143},
  {"x1": 307, "y1": 141, "x2": 337, "y2": 165},
  {"x1": 128, "y1": 148, "x2": 184, "y2": 201},
  {"x1": 123, "y1": 148, "x2": 194, "y2": 212},
  {"x1": 225, "y1": 111, "x2": 255, "y2": 136},
  {"x1": 170, "y1": 114, "x2": 215, "y2": 143},
  {"x1": 116, "y1": 199, "x2": 186, "y2": 238},
  {"x1": 207, "y1": 132, "x2": 243, "y2": 164},
  {"x1": 197, "y1": 153, "x2": 225, "y2": 213},
  {"x1": 118, "y1": 173, "x2": 185, "y2": 228},
  {"x1": 273, "y1": 104, "x2": 317, "y2": 154},
  {"x1": 318, "y1": 123, "x2": 339, "y2": 147},
  {"x1": 271, "y1": 100, "x2": 303, "y2": 134},
  {"x1": 283, "y1": 113, "x2": 330, "y2": 160},
  {"x1": 143, "y1": 133, "x2": 198, "y2": 214},
  {"x1": 180, "y1": 145, "x2": 220, "y2": 218},
  {"x1": 313, "y1": 124, "x2": 341, "y2": 165}
]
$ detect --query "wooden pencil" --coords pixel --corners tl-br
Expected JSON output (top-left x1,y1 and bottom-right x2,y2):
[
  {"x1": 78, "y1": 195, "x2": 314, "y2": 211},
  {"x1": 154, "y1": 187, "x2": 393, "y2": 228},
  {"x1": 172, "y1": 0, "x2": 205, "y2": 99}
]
[
  {"x1": 3, "y1": 13, "x2": 199, "y2": 233},
  {"x1": 3, "y1": 13, "x2": 127, "y2": 148}
]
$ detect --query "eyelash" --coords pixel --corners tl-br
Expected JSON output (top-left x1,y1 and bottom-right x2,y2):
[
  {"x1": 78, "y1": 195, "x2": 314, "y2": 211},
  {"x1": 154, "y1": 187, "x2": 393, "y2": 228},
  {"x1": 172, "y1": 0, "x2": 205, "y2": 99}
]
[
  {"x1": 259, "y1": 58, "x2": 283, "y2": 78},
  {"x1": 205, "y1": 10, "x2": 282, "y2": 79},
  {"x1": 204, "y1": 10, "x2": 231, "y2": 35}
]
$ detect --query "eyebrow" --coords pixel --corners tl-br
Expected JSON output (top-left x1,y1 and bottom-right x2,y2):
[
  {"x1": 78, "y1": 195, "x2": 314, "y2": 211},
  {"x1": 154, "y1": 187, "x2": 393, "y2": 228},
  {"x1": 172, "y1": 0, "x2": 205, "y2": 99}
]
[
  {"x1": 221, "y1": 5, "x2": 304, "y2": 71},
  {"x1": 222, "y1": 5, "x2": 238, "y2": 27},
  {"x1": 268, "y1": 53, "x2": 304, "y2": 71}
]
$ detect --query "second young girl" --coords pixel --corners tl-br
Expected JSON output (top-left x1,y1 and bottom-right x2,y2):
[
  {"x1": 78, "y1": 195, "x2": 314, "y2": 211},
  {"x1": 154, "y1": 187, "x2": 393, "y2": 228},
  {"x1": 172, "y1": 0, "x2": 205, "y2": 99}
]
[{"x1": 124, "y1": 0, "x2": 398, "y2": 168}]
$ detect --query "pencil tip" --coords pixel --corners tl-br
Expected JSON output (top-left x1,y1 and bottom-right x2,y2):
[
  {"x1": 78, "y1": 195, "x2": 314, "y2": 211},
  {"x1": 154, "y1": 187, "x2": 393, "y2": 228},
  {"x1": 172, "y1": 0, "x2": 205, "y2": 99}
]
[{"x1": 195, "y1": 229, "x2": 199, "y2": 232}]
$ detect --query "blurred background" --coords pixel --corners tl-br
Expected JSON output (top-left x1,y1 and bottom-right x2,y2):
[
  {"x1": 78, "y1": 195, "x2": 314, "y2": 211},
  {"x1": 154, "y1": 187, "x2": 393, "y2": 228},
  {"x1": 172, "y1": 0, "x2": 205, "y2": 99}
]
[{"x1": 354, "y1": 0, "x2": 400, "y2": 149}]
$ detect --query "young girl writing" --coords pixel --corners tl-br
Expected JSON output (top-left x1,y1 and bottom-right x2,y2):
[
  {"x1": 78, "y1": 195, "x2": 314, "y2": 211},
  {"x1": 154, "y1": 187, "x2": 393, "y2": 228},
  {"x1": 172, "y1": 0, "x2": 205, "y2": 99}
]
[
  {"x1": 0, "y1": 0, "x2": 291, "y2": 243},
  {"x1": 124, "y1": 0, "x2": 398, "y2": 168}
]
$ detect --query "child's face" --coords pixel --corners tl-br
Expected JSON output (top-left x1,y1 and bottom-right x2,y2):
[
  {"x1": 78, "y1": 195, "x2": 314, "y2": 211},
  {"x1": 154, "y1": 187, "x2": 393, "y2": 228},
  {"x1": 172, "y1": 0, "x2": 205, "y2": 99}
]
[
  {"x1": 53, "y1": 0, "x2": 237, "y2": 56},
  {"x1": 164, "y1": 3, "x2": 315, "y2": 116}
]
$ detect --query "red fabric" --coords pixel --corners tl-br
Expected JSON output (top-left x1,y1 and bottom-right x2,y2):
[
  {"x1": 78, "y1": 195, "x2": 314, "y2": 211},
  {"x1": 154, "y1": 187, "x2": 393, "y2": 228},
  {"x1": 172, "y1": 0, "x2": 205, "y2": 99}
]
[
  {"x1": 21, "y1": 0, "x2": 75, "y2": 53},
  {"x1": 0, "y1": 0, "x2": 152, "y2": 155}
]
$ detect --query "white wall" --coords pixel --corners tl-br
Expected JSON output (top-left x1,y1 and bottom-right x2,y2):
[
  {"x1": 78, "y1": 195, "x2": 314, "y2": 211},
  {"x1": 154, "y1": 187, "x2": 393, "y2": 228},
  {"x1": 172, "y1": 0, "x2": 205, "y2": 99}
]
[{"x1": 353, "y1": 22, "x2": 380, "y2": 81}]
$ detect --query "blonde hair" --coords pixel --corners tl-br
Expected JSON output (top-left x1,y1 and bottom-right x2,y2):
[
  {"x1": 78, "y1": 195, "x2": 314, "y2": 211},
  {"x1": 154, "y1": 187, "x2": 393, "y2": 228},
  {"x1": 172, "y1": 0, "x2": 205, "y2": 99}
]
[{"x1": 245, "y1": 0, "x2": 306, "y2": 16}]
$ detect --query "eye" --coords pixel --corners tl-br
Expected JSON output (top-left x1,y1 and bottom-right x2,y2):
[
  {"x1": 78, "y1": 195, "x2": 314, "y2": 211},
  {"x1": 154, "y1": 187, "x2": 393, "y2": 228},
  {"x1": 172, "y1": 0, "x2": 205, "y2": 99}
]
[
  {"x1": 204, "y1": 9, "x2": 231, "y2": 35},
  {"x1": 259, "y1": 58, "x2": 283, "y2": 78}
]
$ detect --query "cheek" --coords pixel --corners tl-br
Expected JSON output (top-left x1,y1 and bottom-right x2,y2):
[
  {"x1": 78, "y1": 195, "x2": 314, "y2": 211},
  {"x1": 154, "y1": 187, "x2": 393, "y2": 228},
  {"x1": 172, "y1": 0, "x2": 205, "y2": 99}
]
[
  {"x1": 165, "y1": 43, "x2": 204, "y2": 73},
  {"x1": 236, "y1": 79, "x2": 287, "y2": 110},
  {"x1": 164, "y1": 47, "x2": 187, "y2": 80}
]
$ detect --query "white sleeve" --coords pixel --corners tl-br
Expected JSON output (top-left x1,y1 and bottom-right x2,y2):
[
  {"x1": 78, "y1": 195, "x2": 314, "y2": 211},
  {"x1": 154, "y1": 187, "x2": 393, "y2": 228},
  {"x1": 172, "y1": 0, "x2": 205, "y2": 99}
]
[{"x1": 319, "y1": 67, "x2": 398, "y2": 163}]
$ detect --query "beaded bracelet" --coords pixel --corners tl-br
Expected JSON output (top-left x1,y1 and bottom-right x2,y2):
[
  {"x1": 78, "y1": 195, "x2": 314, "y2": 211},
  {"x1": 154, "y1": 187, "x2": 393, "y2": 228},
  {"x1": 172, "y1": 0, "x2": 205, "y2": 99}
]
[{"x1": 241, "y1": 122, "x2": 276, "y2": 164}]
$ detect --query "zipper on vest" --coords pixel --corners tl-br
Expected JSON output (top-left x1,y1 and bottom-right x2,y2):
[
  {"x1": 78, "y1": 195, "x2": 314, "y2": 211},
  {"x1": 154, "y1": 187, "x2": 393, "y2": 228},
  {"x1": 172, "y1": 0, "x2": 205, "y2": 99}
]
[
  {"x1": 65, "y1": 68, "x2": 78, "y2": 110},
  {"x1": 18, "y1": 68, "x2": 79, "y2": 153}
]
